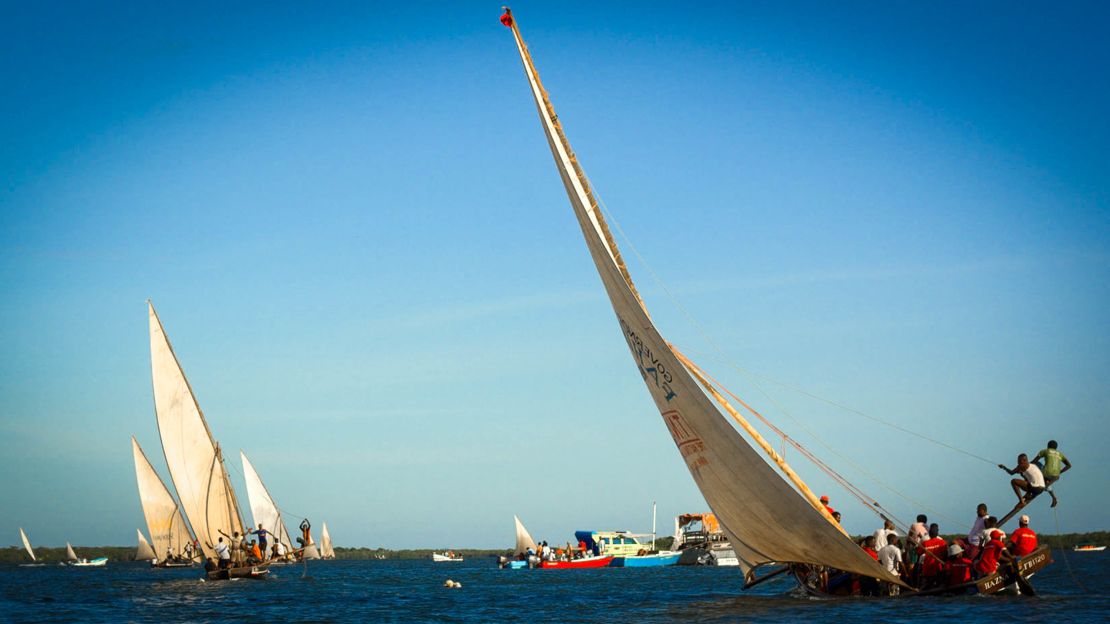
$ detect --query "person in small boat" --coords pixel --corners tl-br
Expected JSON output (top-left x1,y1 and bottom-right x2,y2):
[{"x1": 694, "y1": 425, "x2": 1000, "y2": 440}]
[
  {"x1": 1008, "y1": 515, "x2": 1038, "y2": 557},
  {"x1": 184, "y1": 540, "x2": 195, "y2": 561},
  {"x1": 873, "y1": 519, "x2": 898, "y2": 551},
  {"x1": 974, "y1": 529, "x2": 1013, "y2": 577},
  {"x1": 906, "y1": 514, "x2": 928, "y2": 581},
  {"x1": 998, "y1": 453, "x2": 1045, "y2": 507},
  {"x1": 917, "y1": 524, "x2": 947, "y2": 590},
  {"x1": 877, "y1": 539, "x2": 907, "y2": 596},
  {"x1": 299, "y1": 519, "x2": 312, "y2": 547},
  {"x1": 966, "y1": 503, "x2": 989, "y2": 558},
  {"x1": 946, "y1": 543, "x2": 973, "y2": 586},
  {"x1": 248, "y1": 540, "x2": 263, "y2": 564},
  {"x1": 204, "y1": 557, "x2": 217, "y2": 573},
  {"x1": 819, "y1": 495, "x2": 835, "y2": 516},
  {"x1": 217, "y1": 530, "x2": 243, "y2": 565},
  {"x1": 251, "y1": 524, "x2": 271, "y2": 560},
  {"x1": 1033, "y1": 440, "x2": 1071, "y2": 508},
  {"x1": 858, "y1": 536, "x2": 881, "y2": 596},
  {"x1": 213, "y1": 536, "x2": 232, "y2": 569}
]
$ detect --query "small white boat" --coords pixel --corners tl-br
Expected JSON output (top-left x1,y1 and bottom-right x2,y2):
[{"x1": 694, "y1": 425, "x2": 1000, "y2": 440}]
[
  {"x1": 64, "y1": 542, "x2": 108, "y2": 567},
  {"x1": 1073, "y1": 544, "x2": 1106, "y2": 552},
  {"x1": 432, "y1": 552, "x2": 463, "y2": 562},
  {"x1": 69, "y1": 557, "x2": 109, "y2": 567}
]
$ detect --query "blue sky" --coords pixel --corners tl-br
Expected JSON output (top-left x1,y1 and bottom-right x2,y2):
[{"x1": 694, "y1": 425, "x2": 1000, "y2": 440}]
[{"x1": 1, "y1": 1, "x2": 1107, "y2": 549}]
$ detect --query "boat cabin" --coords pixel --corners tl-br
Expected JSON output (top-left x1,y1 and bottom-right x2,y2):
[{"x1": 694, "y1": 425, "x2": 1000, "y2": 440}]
[{"x1": 575, "y1": 530, "x2": 650, "y2": 557}]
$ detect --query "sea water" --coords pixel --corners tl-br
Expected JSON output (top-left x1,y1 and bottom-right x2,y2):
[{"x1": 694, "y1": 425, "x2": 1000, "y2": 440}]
[{"x1": 1, "y1": 552, "x2": 1106, "y2": 622}]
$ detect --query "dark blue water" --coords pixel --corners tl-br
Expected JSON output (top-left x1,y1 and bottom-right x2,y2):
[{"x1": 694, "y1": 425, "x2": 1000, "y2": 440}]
[{"x1": 2, "y1": 552, "x2": 1106, "y2": 622}]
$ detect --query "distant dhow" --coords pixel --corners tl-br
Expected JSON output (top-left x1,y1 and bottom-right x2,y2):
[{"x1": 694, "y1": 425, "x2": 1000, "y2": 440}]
[{"x1": 145, "y1": 301, "x2": 268, "y2": 580}]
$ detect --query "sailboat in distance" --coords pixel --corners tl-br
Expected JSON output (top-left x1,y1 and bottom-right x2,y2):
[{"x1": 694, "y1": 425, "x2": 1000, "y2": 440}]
[
  {"x1": 320, "y1": 523, "x2": 335, "y2": 559},
  {"x1": 500, "y1": 9, "x2": 1050, "y2": 596},
  {"x1": 131, "y1": 436, "x2": 195, "y2": 567},
  {"x1": 136, "y1": 529, "x2": 157, "y2": 562},
  {"x1": 18, "y1": 528, "x2": 43, "y2": 566},
  {"x1": 148, "y1": 301, "x2": 268, "y2": 580},
  {"x1": 241, "y1": 450, "x2": 295, "y2": 560}
]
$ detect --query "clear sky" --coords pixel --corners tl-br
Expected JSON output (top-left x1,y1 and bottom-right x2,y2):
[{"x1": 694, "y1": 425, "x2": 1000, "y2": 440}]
[{"x1": 1, "y1": 1, "x2": 1107, "y2": 549}]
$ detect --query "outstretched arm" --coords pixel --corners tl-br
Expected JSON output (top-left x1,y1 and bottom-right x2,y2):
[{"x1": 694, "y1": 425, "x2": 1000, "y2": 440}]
[{"x1": 998, "y1": 463, "x2": 1016, "y2": 475}]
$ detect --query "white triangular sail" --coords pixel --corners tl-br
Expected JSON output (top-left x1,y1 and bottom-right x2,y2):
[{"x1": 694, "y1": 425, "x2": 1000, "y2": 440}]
[
  {"x1": 148, "y1": 302, "x2": 244, "y2": 560},
  {"x1": 65, "y1": 542, "x2": 78, "y2": 561},
  {"x1": 513, "y1": 515, "x2": 537, "y2": 555},
  {"x1": 241, "y1": 450, "x2": 294, "y2": 554},
  {"x1": 504, "y1": 10, "x2": 897, "y2": 583},
  {"x1": 136, "y1": 529, "x2": 157, "y2": 561},
  {"x1": 19, "y1": 528, "x2": 36, "y2": 561},
  {"x1": 132, "y1": 436, "x2": 194, "y2": 563},
  {"x1": 320, "y1": 522, "x2": 335, "y2": 559}
]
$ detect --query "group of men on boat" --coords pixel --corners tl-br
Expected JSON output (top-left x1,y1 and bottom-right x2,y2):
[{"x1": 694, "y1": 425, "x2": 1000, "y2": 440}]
[
  {"x1": 814, "y1": 440, "x2": 1069, "y2": 596},
  {"x1": 204, "y1": 522, "x2": 303, "y2": 571},
  {"x1": 515, "y1": 536, "x2": 618, "y2": 563}
]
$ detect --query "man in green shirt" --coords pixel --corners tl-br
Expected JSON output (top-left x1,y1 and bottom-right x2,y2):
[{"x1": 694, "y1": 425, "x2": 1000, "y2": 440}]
[{"x1": 1033, "y1": 440, "x2": 1072, "y2": 508}]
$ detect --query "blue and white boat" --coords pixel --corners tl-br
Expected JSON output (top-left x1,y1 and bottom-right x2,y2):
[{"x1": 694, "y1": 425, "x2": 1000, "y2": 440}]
[{"x1": 610, "y1": 551, "x2": 681, "y2": 567}]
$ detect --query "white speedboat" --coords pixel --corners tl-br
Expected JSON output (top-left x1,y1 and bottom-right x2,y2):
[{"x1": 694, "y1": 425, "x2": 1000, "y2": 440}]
[{"x1": 432, "y1": 552, "x2": 463, "y2": 562}]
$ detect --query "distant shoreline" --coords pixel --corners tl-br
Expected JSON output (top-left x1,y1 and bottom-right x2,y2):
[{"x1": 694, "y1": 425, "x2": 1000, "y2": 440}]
[{"x1": 4, "y1": 530, "x2": 1106, "y2": 563}]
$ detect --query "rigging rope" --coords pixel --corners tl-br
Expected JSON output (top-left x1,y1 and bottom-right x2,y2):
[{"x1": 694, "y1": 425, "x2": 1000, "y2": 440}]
[
  {"x1": 589, "y1": 182, "x2": 997, "y2": 468},
  {"x1": 224, "y1": 456, "x2": 310, "y2": 528},
  {"x1": 590, "y1": 189, "x2": 963, "y2": 524},
  {"x1": 586, "y1": 179, "x2": 980, "y2": 530},
  {"x1": 1053, "y1": 506, "x2": 1093, "y2": 594}
]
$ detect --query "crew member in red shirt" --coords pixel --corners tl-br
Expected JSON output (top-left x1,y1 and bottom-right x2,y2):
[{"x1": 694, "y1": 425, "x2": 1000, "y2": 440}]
[
  {"x1": 820, "y1": 495, "x2": 835, "y2": 516},
  {"x1": 975, "y1": 529, "x2": 1013, "y2": 576},
  {"x1": 917, "y1": 523, "x2": 948, "y2": 589},
  {"x1": 946, "y1": 543, "x2": 974, "y2": 586},
  {"x1": 1008, "y1": 514, "x2": 1038, "y2": 557}
]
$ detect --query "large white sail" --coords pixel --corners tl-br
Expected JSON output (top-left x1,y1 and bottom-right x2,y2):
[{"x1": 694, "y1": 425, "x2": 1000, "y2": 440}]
[
  {"x1": 65, "y1": 542, "x2": 78, "y2": 561},
  {"x1": 241, "y1": 450, "x2": 294, "y2": 553},
  {"x1": 504, "y1": 10, "x2": 897, "y2": 583},
  {"x1": 320, "y1": 522, "x2": 335, "y2": 559},
  {"x1": 148, "y1": 302, "x2": 244, "y2": 560},
  {"x1": 19, "y1": 528, "x2": 35, "y2": 561},
  {"x1": 513, "y1": 515, "x2": 537, "y2": 555},
  {"x1": 136, "y1": 529, "x2": 157, "y2": 561},
  {"x1": 131, "y1": 436, "x2": 193, "y2": 563}
]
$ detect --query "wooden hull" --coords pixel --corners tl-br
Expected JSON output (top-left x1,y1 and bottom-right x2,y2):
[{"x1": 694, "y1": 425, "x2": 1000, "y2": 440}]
[
  {"x1": 540, "y1": 556, "x2": 614, "y2": 569},
  {"x1": 206, "y1": 563, "x2": 270, "y2": 580},
  {"x1": 789, "y1": 546, "x2": 1053, "y2": 598}
]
